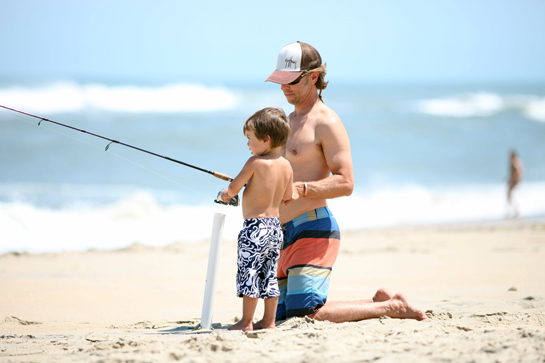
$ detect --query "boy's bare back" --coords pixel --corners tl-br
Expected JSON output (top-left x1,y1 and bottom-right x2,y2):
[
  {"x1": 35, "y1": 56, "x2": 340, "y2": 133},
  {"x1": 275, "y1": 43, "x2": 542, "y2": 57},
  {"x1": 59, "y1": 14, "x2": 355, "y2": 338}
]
[{"x1": 228, "y1": 151, "x2": 293, "y2": 220}]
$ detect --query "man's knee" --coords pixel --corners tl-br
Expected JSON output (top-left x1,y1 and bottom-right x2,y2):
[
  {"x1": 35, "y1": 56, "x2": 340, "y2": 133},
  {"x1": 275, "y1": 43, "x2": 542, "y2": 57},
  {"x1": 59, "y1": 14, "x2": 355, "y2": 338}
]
[{"x1": 308, "y1": 303, "x2": 332, "y2": 321}]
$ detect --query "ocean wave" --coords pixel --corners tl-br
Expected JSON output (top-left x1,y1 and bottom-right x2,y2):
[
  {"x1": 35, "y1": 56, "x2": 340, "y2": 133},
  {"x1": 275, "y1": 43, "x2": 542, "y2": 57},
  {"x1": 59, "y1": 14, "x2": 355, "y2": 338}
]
[
  {"x1": 0, "y1": 82, "x2": 240, "y2": 113},
  {"x1": 2, "y1": 182, "x2": 544, "y2": 254},
  {"x1": 330, "y1": 181, "x2": 545, "y2": 229},
  {"x1": 522, "y1": 96, "x2": 545, "y2": 122},
  {"x1": 415, "y1": 92, "x2": 545, "y2": 122},
  {"x1": 1, "y1": 191, "x2": 244, "y2": 254}
]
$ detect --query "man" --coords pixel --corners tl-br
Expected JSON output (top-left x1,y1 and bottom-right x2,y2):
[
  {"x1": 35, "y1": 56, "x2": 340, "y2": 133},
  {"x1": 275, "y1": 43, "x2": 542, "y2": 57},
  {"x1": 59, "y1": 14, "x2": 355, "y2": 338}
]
[
  {"x1": 266, "y1": 41, "x2": 427, "y2": 322},
  {"x1": 507, "y1": 150, "x2": 524, "y2": 218}
]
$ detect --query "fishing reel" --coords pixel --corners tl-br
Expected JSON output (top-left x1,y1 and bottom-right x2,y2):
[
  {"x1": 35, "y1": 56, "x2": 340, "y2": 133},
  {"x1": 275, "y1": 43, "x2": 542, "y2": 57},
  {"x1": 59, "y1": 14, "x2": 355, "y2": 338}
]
[{"x1": 214, "y1": 189, "x2": 239, "y2": 207}]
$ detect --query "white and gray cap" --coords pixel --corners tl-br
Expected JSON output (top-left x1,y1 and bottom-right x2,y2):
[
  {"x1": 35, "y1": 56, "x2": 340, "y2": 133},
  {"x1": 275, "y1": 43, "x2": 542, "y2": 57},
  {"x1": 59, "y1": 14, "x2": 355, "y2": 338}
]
[{"x1": 265, "y1": 41, "x2": 323, "y2": 84}]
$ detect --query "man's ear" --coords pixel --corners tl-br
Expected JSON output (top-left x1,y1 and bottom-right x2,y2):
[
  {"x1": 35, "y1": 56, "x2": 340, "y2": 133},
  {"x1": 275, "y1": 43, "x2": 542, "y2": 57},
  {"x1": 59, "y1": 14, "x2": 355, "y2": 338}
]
[{"x1": 309, "y1": 71, "x2": 319, "y2": 85}]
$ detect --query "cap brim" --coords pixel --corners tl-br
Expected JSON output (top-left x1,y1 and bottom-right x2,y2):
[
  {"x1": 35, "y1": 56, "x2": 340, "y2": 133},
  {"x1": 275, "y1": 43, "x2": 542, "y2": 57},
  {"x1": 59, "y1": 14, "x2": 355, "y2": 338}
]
[{"x1": 265, "y1": 70, "x2": 303, "y2": 84}]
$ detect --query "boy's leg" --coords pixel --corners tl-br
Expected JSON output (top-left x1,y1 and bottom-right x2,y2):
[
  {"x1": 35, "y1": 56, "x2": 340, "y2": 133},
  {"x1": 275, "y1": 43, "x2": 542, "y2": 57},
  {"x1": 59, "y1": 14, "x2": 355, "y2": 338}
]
[
  {"x1": 228, "y1": 295, "x2": 258, "y2": 331},
  {"x1": 253, "y1": 296, "x2": 279, "y2": 330}
]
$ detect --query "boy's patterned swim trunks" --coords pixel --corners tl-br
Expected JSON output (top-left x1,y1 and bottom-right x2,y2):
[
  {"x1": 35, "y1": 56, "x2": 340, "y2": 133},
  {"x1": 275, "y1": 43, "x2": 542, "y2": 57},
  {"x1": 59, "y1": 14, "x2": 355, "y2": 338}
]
[
  {"x1": 276, "y1": 207, "x2": 340, "y2": 320},
  {"x1": 236, "y1": 217, "x2": 282, "y2": 299}
]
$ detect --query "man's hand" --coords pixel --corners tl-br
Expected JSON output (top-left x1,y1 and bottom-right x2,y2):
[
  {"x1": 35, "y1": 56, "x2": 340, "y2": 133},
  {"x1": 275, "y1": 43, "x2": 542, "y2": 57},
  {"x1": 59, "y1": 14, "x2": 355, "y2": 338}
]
[{"x1": 283, "y1": 182, "x2": 304, "y2": 205}]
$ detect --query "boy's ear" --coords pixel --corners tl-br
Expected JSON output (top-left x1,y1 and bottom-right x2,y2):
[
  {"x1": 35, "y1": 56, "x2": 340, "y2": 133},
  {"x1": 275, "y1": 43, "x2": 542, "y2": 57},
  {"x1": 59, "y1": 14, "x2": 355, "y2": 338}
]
[{"x1": 264, "y1": 135, "x2": 271, "y2": 144}]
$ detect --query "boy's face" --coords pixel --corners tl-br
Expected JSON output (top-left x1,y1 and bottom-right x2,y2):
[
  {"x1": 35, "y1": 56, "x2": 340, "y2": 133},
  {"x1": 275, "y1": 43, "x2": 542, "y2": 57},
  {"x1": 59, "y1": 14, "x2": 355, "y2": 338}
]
[{"x1": 245, "y1": 130, "x2": 270, "y2": 156}]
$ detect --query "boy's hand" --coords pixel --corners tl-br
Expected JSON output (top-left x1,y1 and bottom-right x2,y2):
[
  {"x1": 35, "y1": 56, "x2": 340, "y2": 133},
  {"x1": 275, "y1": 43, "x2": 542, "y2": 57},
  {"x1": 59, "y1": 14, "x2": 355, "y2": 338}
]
[
  {"x1": 214, "y1": 189, "x2": 240, "y2": 207},
  {"x1": 220, "y1": 188, "x2": 232, "y2": 202}
]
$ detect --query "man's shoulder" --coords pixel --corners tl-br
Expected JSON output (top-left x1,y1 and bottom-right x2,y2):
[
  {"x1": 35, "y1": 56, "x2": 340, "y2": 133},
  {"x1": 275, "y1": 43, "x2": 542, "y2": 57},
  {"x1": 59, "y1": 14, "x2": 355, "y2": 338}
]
[
  {"x1": 311, "y1": 101, "x2": 341, "y2": 122},
  {"x1": 311, "y1": 103, "x2": 349, "y2": 145},
  {"x1": 313, "y1": 101, "x2": 342, "y2": 126}
]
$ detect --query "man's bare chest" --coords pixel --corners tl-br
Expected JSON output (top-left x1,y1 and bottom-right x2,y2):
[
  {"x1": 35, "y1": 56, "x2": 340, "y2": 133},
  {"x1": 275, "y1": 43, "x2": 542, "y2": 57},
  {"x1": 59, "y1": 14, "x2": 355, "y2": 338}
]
[{"x1": 285, "y1": 123, "x2": 322, "y2": 162}]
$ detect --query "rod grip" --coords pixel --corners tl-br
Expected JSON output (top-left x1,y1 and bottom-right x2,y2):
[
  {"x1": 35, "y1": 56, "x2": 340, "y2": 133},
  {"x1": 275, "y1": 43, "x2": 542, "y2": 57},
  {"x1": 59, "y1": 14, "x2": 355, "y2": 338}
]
[{"x1": 213, "y1": 171, "x2": 233, "y2": 182}]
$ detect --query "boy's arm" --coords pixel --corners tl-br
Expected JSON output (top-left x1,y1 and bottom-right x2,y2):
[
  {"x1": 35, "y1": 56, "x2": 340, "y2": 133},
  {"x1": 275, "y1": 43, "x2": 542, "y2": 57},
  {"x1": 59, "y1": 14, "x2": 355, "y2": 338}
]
[
  {"x1": 282, "y1": 169, "x2": 294, "y2": 203},
  {"x1": 220, "y1": 158, "x2": 256, "y2": 202}
]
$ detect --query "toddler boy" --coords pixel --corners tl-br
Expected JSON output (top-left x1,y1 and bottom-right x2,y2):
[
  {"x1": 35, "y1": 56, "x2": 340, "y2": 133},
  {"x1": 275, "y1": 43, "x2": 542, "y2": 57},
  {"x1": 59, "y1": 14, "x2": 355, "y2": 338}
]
[{"x1": 219, "y1": 107, "x2": 293, "y2": 331}]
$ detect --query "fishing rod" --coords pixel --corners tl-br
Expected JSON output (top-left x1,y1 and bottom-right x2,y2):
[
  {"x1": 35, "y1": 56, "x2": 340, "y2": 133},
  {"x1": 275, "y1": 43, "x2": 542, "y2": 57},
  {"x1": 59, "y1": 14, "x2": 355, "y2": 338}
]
[{"x1": 0, "y1": 104, "x2": 240, "y2": 206}]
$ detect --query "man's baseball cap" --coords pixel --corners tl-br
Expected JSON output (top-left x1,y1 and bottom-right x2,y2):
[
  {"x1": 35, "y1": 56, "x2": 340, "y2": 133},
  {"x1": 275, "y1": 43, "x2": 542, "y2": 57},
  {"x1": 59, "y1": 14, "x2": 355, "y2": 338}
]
[{"x1": 265, "y1": 41, "x2": 323, "y2": 84}]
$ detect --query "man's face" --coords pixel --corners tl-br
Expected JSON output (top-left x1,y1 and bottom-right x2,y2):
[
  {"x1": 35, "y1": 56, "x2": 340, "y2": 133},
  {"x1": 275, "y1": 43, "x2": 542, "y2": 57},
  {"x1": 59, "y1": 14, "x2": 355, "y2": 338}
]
[{"x1": 280, "y1": 74, "x2": 312, "y2": 106}]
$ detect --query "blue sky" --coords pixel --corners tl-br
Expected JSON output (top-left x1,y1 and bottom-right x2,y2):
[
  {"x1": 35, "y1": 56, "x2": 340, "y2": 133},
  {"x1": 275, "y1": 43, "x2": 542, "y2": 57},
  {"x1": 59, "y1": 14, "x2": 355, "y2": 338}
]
[{"x1": 1, "y1": 0, "x2": 544, "y2": 84}]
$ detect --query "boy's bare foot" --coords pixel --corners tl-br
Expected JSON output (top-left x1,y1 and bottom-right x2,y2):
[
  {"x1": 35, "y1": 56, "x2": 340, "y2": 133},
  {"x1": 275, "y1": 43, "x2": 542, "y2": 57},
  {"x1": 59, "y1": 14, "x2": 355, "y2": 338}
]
[
  {"x1": 228, "y1": 320, "x2": 253, "y2": 331},
  {"x1": 388, "y1": 293, "x2": 428, "y2": 321},
  {"x1": 372, "y1": 288, "x2": 393, "y2": 302},
  {"x1": 252, "y1": 319, "x2": 276, "y2": 330}
]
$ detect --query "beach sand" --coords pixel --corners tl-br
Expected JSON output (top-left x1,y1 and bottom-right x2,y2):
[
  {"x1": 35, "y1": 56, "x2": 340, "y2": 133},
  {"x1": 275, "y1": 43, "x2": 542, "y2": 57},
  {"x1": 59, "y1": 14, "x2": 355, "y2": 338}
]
[{"x1": 1, "y1": 218, "x2": 544, "y2": 362}]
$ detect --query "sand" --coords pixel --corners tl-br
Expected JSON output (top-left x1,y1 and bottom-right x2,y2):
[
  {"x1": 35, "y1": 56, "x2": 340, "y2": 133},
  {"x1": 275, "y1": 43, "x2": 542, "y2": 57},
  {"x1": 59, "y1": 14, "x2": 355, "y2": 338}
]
[{"x1": 1, "y1": 217, "x2": 544, "y2": 362}]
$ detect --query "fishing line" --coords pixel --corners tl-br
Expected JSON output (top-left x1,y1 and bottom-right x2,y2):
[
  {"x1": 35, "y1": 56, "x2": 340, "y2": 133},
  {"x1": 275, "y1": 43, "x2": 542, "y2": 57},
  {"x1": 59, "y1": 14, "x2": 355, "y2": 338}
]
[
  {"x1": 106, "y1": 150, "x2": 209, "y2": 199},
  {"x1": 0, "y1": 108, "x2": 212, "y2": 199},
  {"x1": 0, "y1": 104, "x2": 234, "y2": 182}
]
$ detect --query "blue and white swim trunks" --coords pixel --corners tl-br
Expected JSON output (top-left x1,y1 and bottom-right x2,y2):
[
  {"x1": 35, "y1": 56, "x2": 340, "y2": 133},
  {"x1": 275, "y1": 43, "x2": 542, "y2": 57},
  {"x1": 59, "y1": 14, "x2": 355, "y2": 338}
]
[{"x1": 236, "y1": 217, "x2": 283, "y2": 299}]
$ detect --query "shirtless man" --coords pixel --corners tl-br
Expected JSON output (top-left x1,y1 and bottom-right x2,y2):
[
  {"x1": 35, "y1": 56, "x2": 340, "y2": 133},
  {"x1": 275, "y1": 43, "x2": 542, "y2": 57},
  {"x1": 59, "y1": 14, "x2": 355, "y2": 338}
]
[
  {"x1": 266, "y1": 41, "x2": 427, "y2": 322},
  {"x1": 507, "y1": 150, "x2": 524, "y2": 218}
]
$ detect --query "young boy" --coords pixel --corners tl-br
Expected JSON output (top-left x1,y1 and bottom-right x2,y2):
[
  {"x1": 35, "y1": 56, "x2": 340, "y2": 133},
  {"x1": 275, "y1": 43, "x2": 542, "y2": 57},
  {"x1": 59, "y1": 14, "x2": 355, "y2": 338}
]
[{"x1": 218, "y1": 107, "x2": 293, "y2": 331}]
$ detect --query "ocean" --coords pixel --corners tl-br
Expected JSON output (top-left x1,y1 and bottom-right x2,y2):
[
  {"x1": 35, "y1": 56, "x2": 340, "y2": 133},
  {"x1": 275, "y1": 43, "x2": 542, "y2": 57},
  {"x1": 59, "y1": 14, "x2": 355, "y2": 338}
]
[{"x1": 1, "y1": 80, "x2": 544, "y2": 254}]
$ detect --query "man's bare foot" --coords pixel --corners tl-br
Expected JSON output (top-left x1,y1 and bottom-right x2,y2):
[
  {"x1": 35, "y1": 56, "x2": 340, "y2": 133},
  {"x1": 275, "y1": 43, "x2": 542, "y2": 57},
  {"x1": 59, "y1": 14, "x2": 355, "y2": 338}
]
[
  {"x1": 228, "y1": 320, "x2": 253, "y2": 331},
  {"x1": 253, "y1": 319, "x2": 276, "y2": 330},
  {"x1": 372, "y1": 288, "x2": 393, "y2": 302},
  {"x1": 387, "y1": 293, "x2": 428, "y2": 321}
]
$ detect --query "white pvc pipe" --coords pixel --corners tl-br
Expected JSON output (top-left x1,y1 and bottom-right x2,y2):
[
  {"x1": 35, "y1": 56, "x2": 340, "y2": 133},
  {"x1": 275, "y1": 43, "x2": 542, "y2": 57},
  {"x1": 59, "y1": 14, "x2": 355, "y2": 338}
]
[{"x1": 200, "y1": 213, "x2": 226, "y2": 329}]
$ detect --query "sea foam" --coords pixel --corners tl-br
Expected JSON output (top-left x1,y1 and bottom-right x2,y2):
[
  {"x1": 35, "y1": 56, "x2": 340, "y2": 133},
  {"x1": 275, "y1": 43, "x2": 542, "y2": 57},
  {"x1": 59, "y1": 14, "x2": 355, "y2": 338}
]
[
  {"x1": 1, "y1": 191, "x2": 244, "y2": 254},
  {"x1": 0, "y1": 82, "x2": 240, "y2": 113},
  {"x1": 2, "y1": 182, "x2": 544, "y2": 254},
  {"x1": 415, "y1": 92, "x2": 545, "y2": 122}
]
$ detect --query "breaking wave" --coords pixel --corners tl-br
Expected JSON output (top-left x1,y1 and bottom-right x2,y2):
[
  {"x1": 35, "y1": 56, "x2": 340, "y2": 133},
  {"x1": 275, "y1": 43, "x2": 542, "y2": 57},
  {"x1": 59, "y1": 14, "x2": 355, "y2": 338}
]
[
  {"x1": 2, "y1": 182, "x2": 545, "y2": 254},
  {"x1": 0, "y1": 82, "x2": 240, "y2": 113},
  {"x1": 415, "y1": 92, "x2": 545, "y2": 122}
]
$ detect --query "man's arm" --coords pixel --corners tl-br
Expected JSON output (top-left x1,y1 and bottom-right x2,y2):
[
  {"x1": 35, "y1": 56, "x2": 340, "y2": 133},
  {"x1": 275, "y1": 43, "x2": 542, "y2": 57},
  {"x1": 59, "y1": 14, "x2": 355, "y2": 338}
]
[
  {"x1": 285, "y1": 115, "x2": 354, "y2": 204},
  {"x1": 515, "y1": 158, "x2": 524, "y2": 179}
]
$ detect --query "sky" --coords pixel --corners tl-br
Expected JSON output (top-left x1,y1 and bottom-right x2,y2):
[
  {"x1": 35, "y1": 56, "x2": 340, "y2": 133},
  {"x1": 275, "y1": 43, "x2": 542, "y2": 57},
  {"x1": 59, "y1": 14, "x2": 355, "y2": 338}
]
[{"x1": 1, "y1": 0, "x2": 545, "y2": 84}]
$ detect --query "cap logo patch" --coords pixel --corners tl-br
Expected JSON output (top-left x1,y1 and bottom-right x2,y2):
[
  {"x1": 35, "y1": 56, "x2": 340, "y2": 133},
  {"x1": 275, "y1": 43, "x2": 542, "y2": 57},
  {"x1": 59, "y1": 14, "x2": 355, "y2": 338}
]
[{"x1": 284, "y1": 57, "x2": 297, "y2": 69}]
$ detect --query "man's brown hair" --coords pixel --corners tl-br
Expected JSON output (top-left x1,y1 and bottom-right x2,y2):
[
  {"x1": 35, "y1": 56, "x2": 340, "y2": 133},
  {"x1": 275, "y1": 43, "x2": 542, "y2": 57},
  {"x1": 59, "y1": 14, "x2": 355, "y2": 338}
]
[
  {"x1": 243, "y1": 107, "x2": 291, "y2": 149},
  {"x1": 303, "y1": 64, "x2": 328, "y2": 102}
]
